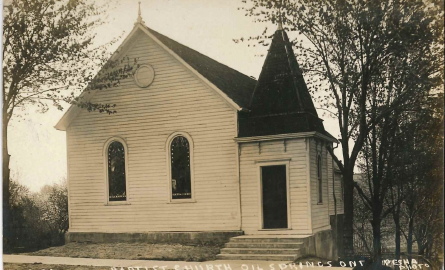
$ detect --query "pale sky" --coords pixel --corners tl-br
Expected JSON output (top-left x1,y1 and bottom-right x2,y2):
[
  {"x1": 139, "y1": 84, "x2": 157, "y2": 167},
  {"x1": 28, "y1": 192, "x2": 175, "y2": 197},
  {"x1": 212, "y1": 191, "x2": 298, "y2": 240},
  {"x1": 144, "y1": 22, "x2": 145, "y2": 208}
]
[{"x1": 7, "y1": 0, "x2": 341, "y2": 192}]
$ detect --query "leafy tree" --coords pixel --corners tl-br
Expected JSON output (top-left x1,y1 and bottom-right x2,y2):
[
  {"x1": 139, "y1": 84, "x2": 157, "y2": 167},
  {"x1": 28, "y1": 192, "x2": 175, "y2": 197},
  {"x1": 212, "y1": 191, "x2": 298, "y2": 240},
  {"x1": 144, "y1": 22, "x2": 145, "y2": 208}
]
[
  {"x1": 9, "y1": 179, "x2": 70, "y2": 250},
  {"x1": 239, "y1": 0, "x2": 443, "y2": 256},
  {"x1": 9, "y1": 180, "x2": 44, "y2": 250},
  {"x1": 37, "y1": 180, "x2": 69, "y2": 244},
  {"x1": 2, "y1": 0, "x2": 138, "y2": 249}
]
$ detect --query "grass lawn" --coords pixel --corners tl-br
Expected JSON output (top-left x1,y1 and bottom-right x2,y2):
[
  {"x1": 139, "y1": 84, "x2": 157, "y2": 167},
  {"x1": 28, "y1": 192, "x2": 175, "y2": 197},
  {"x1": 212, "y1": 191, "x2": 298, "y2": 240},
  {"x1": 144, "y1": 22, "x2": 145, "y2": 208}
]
[
  {"x1": 23, "y1": 242, "x2": 222, "y2": 262},
  {"x1": 3, "y1": 263, "x2": 108, "y2": 270}
]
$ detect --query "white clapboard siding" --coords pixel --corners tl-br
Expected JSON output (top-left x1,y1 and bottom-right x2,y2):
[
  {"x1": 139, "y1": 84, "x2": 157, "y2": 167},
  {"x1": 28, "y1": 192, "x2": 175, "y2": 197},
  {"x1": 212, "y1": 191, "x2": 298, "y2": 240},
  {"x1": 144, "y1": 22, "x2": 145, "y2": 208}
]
[
  {"x1": 329, "y1": 169, "x2": 345, "y2": 215},
  {"x1": 309, "y1": 139, "x2": 330, "y2": 232},
  {"x1": 66, "y1": 31, "x2": 240, "y2": 233},
  {"x1": 239, "y1": 139, "x2": 311, "y2": 235}
]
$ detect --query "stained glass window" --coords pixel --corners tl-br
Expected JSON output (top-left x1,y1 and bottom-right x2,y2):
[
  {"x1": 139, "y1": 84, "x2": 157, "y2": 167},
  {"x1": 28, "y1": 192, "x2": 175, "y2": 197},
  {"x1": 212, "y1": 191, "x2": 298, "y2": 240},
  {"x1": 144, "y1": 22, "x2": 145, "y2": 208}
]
[
  {"x1": 170, "y1": 136, "x2": 191, "y2": 199},
  {"x1": 317, "y1": 155, "x2": 322, "y2": 203},
  {"x1": 108, "y1": 141, "x2": 126, "y2": 201}
]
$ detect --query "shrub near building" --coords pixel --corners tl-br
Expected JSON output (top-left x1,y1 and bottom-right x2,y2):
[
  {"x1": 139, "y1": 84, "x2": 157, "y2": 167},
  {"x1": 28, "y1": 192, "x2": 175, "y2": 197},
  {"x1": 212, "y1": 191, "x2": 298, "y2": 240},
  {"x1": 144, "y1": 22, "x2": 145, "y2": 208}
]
[{"x1": 8, "y1": 180, "x2": 68, "y2": 252}]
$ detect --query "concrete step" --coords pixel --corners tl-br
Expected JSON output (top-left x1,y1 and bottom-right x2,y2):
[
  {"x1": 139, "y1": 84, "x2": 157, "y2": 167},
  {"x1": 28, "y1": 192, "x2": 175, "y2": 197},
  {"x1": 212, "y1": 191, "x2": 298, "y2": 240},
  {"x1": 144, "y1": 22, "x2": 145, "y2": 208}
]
[
  {"x1": 230, "y1": 237, "x2": 305, "y2": 243},
  {"x1": 220, "y1": 248, "x2": 300, "y2": 255},
  {"x1": 225, "y1": 242, "x2": 303, "y2": 249},
  {"x1": 216, "y1": 254, "x2": 297, "y2": 261}
]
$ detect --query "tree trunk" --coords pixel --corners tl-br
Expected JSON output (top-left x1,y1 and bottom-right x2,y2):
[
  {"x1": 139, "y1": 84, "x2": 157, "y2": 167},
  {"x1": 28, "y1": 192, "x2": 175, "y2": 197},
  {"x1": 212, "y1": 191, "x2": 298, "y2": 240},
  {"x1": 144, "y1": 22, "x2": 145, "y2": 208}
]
[
  {"x1": 394, "y1": 212, "x2": 401, "y2": 260},
  {"x1": 343, "y1": 170, "x2": 355, "y2": 258},
  {"x1": 418, "y1": 242, "x2": 425, "y2": 256},
  {"x1": 425, "y1": 234, "x2": 433, "y2": 260},
  {"x1": 416, "y1": 225, "x2": 426, "y2": 256},
  {"x1": 371, "y1": 216, "x2": 382, "y2": 264},
  {"x1": 2, "y1": 112, "x2": 11, "y2": 252},
  {"x1": 407, "y1": 216, "x2": 414, "y2": 266},
  {"x1": 391, "y1": 188, "x2": 401, "y2": 270}
]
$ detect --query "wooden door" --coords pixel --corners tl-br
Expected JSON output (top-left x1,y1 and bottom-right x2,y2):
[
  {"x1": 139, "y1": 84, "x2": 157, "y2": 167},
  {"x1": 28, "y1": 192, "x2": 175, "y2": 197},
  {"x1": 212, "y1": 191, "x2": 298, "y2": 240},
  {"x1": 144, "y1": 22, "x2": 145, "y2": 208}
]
[{"x1": 261, "y1": 165, "x2": 288, "y2": 229}]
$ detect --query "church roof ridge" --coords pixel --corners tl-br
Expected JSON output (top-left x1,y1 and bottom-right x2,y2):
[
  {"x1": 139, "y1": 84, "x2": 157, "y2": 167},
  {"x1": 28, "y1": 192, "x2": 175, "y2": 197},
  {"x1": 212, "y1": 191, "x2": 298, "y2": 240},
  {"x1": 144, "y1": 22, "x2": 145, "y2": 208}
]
[
  {"x1": 143, "y1": 25, "x2": 257, "y2": 109},
  {"x1": 132, "y1": 3, "x2": 256, "y2": 109}
]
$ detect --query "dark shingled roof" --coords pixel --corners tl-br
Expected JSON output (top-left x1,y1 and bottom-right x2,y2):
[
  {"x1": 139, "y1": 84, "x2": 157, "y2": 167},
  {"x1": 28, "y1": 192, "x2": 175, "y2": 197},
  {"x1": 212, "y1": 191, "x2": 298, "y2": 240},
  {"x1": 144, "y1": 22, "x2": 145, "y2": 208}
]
[
  {"x1": 238, "y1": 28, "x2": 327, "y2": 138},
  {"x1": 145, "y1": 26, "x2": 257, "y2": 109},
  {"x1": 145, "y1": 25, "x2": 333, "y2": 140},
  {"x1": 249, "y1": 28, "x2": 318, "y2": 116}
]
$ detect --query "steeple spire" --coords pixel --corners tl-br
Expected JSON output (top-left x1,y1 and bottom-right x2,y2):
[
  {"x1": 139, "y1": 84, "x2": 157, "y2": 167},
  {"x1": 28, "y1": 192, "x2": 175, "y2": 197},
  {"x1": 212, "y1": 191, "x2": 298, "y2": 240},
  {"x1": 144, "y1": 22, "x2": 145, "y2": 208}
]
[
  {"x1": 135, "y1": 1, "x2": 145, "y2": 25},
  {"x1": 277, "y1": 0, "x2": 283, "y2": 30},
  {"x1": 248, "y1": 26, "x2": 318, "y2": 116},
  {"x1": 277, "y1": 11, "x2": 283, "y2": 30},
  {"x1": 238, "y1": 25, "x2": 325, "y2": 137},
  {"x1": 277, "y1": 18, "x2": 283, "y2": 30}
]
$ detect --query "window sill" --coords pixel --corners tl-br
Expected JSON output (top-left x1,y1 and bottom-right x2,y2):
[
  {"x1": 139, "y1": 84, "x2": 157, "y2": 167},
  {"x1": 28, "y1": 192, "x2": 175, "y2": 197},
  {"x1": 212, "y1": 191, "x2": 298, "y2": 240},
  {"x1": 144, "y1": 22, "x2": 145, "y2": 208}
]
[
  {"x1": 317, "y1": 202, "x2": 323, "y2": 205},
  {"x1": 167, "y1": 199, "x2": 196, "y2": 204},
  {"x1": 104, "y1": 202, "x2": 131, "y2": 206}
]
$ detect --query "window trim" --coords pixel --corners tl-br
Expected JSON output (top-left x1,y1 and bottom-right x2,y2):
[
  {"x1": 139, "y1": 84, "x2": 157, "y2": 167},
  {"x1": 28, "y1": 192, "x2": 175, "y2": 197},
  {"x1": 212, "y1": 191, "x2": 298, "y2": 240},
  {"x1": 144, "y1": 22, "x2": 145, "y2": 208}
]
[
  {"x1": 166, "y1": 131, "x2": 195, "y2": 203},
  {"x1": 103, "y1": 136, "x2": 130, "y2": 205},
  {"x1": 317, "y1": 153, "x2": 323, "y2": 204}
]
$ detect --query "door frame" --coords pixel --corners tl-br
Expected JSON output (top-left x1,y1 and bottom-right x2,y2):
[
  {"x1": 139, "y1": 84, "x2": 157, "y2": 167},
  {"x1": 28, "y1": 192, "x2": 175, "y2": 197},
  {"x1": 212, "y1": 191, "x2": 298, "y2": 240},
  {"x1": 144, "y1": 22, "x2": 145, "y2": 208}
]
[{"x1": 256, "y1": 159, "x2": 292, "y2": 230}]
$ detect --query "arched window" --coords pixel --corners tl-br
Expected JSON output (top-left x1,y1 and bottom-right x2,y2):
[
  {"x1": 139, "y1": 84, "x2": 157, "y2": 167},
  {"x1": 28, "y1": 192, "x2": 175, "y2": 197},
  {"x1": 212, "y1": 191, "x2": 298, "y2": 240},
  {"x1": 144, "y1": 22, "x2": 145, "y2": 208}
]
[
  {"x1": 106, "y1": 140, "x2": 127, "y2": 202},
  {"x1": 317, "y1": 154, "x2": 322, "y2": 203},
  {"x1": 167, "y1": 132, "x2": 194, "y2": 201}
]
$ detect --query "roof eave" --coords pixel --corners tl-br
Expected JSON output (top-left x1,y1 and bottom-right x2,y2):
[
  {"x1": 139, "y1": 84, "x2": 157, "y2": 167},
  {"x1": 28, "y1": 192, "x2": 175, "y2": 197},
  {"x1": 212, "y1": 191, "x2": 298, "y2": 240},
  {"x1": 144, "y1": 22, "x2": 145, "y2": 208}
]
[
  {"x1": 54, "y1": 23, "x2": 248, "y2": 131},
  {"x1": 234, "y1": 131, "x2": 338, "y2": 143},
  {"x1": 139, "y1": 25, "x2": 242, "y2": 111},
  {"x1": 54, "y1": 89, "x2": 98, "y2": 131},
  {"x1": 54, "y1": 24, "x2": 145, "y2": 132}
]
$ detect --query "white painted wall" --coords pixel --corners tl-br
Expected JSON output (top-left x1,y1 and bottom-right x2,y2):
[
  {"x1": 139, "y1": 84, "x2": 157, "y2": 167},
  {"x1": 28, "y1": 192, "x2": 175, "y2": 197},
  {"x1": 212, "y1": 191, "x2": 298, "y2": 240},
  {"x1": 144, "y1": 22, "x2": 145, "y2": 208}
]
[
  {"x1": 66, "y1": 30, "x2": 240, "y2": 232},
  {"x1": 310, "y1": 139, "x2": 331, "y2": 232},
  {"x1": 329, "y1": 169, "x2": 344, "y2": 216},
  {"x1": 239, "y1": 139, "x2": 312, "y2": 235}
]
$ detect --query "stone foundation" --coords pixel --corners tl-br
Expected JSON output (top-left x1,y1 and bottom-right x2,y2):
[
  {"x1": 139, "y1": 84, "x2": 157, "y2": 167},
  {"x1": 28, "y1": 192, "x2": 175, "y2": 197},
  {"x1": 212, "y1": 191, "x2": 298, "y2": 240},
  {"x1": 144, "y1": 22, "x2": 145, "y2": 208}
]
[
  {"x1": 297, "y1": 215, "x2": 345, "y2": 261},
  {"x1": 65, "y1": 231, "x2": 244, "y2": 245},
  {"x1": 298, "y1": 229, "x2": 336, "y2": 260}
]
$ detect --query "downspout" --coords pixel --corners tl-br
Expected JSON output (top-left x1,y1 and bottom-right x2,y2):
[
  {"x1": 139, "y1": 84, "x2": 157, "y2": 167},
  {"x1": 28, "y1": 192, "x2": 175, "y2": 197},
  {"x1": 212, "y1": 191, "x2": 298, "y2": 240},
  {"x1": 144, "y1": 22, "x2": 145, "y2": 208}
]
[
  {"x1": 235, "y1": 111, "x2": 243, "y2": 231},
  {"x1": 305, "y1": 138, "x2": 313, "y2": 233},
  {"x1": 333, "y1": 158, "x2": 337, "y2": 237},
  {"x1": 237, "y1": 144, "x2": 242, "y2": 231},
  {"x1": 331, "y1": 142, "x2": 339, "y2": 257}
]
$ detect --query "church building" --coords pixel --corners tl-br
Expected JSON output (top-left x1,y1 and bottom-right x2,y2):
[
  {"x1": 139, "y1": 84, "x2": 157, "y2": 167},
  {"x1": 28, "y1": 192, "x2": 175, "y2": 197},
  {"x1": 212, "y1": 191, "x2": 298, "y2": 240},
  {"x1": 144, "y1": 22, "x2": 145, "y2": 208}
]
[{"x1": 55, "y1": 9, "x2": 344, "y2": 261}]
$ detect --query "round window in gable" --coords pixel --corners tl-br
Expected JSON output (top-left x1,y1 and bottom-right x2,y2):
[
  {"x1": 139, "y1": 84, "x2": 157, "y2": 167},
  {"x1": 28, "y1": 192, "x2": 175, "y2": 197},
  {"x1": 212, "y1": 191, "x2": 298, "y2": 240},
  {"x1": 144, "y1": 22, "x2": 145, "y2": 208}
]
[{"x1": 134, "y1": 64, "x2": 155, "y2": 88}]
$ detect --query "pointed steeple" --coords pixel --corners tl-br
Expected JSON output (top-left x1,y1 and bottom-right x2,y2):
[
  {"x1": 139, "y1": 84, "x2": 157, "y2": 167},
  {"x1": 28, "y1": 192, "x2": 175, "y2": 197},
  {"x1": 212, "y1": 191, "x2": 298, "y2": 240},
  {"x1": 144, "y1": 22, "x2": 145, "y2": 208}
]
[
  {"x1": 277, "y1": 17, "x2": 283, "y2": 30},
  {"x1": 238, "y1": 25, "x2": 326, "y2": 137},
  {"x1": 135, "y1": 1, "x2": 145, "y2": 25},
  {"x1": 249, "y1": 25, "x2": 318, "y2": 116},
  {"x1": 277, "y1": 9, "x2": 284, "y2": 30}
]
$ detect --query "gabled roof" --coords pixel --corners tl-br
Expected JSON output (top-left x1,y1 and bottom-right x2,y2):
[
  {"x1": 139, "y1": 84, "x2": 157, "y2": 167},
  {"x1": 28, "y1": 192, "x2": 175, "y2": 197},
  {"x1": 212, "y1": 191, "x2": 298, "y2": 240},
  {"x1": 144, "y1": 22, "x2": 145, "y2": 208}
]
[
  {"x1": 55, "y1": 18, "x2": 336, "y2": 143},
  {"x1": 55, "y1": 23, "x2": 256, "y2": 130},
  {"x1": 145, "y1": 26, "x2": 257, "y2": 109},
  {"x1": 238, "y1": 27, "x2": 329, "y2": 139}
]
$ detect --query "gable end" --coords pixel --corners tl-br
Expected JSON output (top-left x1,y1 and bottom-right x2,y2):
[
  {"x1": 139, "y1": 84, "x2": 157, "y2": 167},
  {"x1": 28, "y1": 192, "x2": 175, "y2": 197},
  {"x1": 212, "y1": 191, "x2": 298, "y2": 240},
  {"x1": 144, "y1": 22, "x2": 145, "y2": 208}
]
[{"x1": 55, "y1": 24, "x2": 256, "y2": 131}]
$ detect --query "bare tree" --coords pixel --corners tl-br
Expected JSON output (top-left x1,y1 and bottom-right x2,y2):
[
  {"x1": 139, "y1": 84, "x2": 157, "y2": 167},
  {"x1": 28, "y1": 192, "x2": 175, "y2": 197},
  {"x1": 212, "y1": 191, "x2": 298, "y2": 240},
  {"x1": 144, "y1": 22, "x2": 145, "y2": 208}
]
[
  {"x1": 239, "y1": 0, "x2": 443, "y2": 256},
  {"x1": 389, "y1": 94, "x2": 444, "y2": 266}
]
